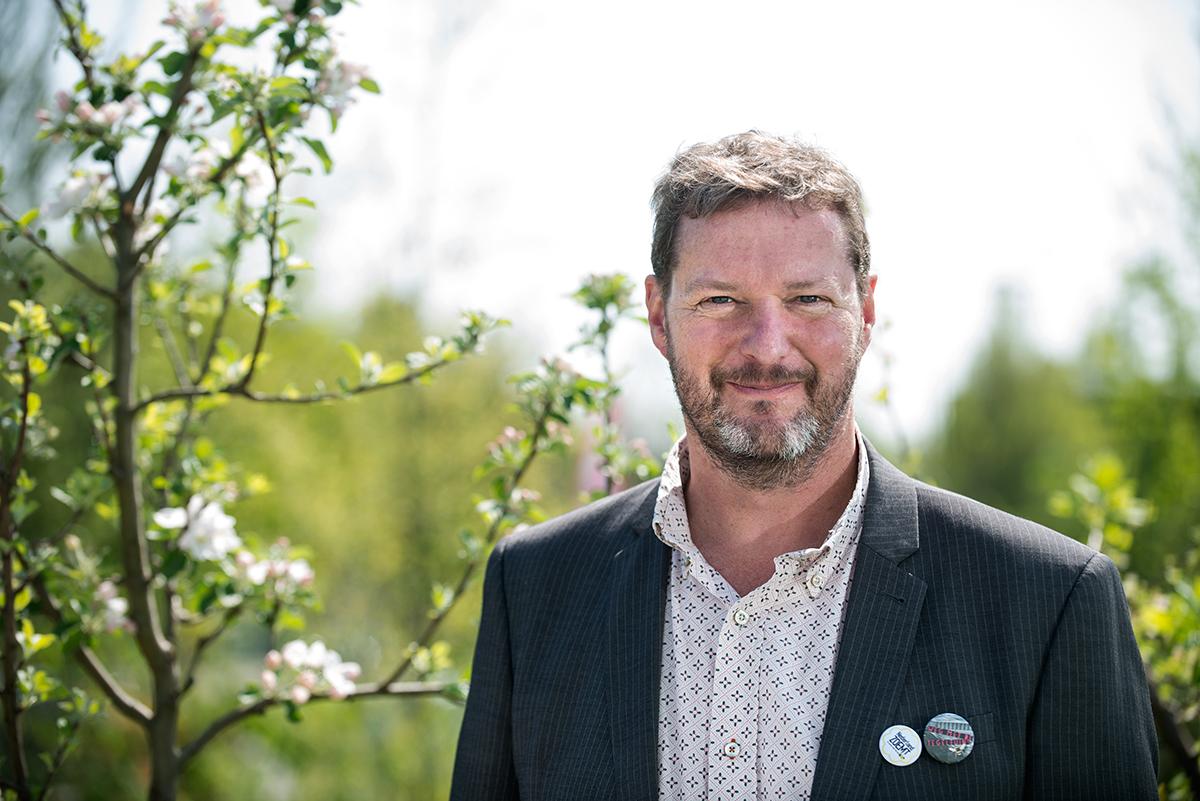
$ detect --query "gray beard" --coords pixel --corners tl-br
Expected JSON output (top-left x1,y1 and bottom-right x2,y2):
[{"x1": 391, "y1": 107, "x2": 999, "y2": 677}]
[{"x1": 666, "y1": 348, "x2": 859, "y2": 492}]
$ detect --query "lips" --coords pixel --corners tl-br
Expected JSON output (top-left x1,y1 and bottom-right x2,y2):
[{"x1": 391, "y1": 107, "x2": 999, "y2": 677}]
[{"x1": 725, "y1": 381, "x2": 803, "y2": 398}]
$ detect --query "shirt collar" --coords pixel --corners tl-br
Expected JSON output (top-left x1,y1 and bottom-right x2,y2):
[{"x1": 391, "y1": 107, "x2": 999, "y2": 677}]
[{"x1": 652, "y1": 428, "x2": 872, "y2": 596}]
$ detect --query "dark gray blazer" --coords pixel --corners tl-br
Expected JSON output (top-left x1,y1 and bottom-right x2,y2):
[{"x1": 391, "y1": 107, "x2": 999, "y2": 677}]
[{"x1": 450, "y1": 444, "x2": 1158, "y2": 800}]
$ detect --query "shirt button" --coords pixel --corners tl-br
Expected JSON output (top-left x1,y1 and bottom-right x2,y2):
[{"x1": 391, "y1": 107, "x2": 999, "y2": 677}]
[
  {"x1": 808, "y1": 572, "x2": 825, "y2": 590},
  {"x1": 732, "y1": 608, "x2": 750, "y2": 626},
  {"x1": 723, "y1": 740, "x2": 741, "y2": 758}
]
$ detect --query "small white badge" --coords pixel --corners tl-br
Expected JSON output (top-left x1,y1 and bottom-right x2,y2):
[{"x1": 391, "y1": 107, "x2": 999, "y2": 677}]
[{"x1": 879, "y1": 724, "x2": 922, "y2": 766}]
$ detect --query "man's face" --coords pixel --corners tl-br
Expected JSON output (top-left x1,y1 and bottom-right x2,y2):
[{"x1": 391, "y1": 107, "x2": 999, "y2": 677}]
[{"x1": 646, "y1": 200, "x2": 876, "y2": 489}]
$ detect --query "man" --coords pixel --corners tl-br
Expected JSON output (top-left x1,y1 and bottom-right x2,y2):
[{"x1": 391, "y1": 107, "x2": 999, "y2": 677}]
[{"x1": 450, "y1": 131, "x2": 1158, "y2": 800}]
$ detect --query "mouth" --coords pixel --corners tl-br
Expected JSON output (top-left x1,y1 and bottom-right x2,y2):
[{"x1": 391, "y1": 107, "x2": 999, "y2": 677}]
[{"x1": 724, "y1": 381, "x2": 804, "y2": 399}]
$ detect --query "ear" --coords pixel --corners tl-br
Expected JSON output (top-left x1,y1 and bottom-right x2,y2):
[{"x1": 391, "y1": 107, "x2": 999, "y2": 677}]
[
  {"x1": 645, "y1": 275, "x2": 669, "y2": 358},
  {"x1": 859, "y1": 274, "x2": 878, "y2": 350}
]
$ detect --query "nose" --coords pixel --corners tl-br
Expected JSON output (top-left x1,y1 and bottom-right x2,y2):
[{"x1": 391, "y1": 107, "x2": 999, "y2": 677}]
[{"x1": 739, "y1": 301, "x2": 792, "y2": 365}]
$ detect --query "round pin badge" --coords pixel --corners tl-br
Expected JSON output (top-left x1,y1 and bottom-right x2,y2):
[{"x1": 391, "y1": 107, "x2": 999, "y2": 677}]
[
  {"x1": 879, "y1": 724, "x2": 922, "y2": 766},
  {"x1": 923, "y1": 712, "x2": 975, "y2": 764}
]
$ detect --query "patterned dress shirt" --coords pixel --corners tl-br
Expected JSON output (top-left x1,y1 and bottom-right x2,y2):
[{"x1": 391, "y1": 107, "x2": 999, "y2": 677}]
[{"x1": 654, "y1": 432, "x2": 871, "y2": 801}]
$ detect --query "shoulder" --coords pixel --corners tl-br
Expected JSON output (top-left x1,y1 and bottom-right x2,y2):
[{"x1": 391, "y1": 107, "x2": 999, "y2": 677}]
[
  {"x1": 913, "y1": 480, "x2": 1098, "y2": 575},
  {"x1": 495, "y1": 478, "x2": 660, "y2": 568}
]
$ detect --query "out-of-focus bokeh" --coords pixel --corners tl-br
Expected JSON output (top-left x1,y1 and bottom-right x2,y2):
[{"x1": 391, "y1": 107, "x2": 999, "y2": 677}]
[{"x1": 2, "y1": 0, "x2": 1199, "y2": 798}]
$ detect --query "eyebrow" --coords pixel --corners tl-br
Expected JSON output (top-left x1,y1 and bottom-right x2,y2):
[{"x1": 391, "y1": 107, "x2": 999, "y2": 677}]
[{"x1": 682, "y1": 278, "x2": 834, "y2": 294}]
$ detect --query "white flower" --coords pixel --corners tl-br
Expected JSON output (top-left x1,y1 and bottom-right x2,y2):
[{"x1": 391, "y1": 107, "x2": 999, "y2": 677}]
[
  {"x1": 316, "y1": 56, "x2": 369, "y2": 116},
  {"x1": 164, "y1": 143, "x2": 226, "y2": 188},
  {"x1": 154, "y1": 494, "x2": 242, "y2": 561},
  {"x1": 165, "y1": 0, "x2": 226, "y2": 41},
  {"x1": 235, "y1": 152, "x2": 274, "y2": 206},
  {"x1": 260, "y1": 669, "x2": 277, "y2": 692},
  {"x1": 43, "y1": 168, "x2": 113, "y2": 219},
  {"x1": 286, "y1": 559, "x2": 314, "y2": 586},
  {"x1": 289, "y1": 684, "x2": 311, "y2": 704},
  {"x1": 134, "y1": 197, "x2": 177, "y2": 251},
  {"x1": 96, "y1": 580, "x2": 129, "y2": 632},
  {"x1": 324, "y1": 659, "x2": 361, "y2": 700},
  {"x1": 264, "y1": 649, "x2": 283, "y2": 670},
  {"x1": 296, "y1": 669, "x2": 318, "y2": 689},
  {"x1": 280, "y1": 639, "x2": 309, "y2": 670}
]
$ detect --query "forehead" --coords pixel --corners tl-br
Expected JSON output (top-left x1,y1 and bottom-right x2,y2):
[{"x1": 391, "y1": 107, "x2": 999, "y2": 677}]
[{"x1": 673, "y1": 200, "x2": 854, "y2": 290}]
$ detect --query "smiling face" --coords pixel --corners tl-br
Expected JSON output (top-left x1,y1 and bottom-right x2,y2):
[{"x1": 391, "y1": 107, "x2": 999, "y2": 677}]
[{"x1": 647, "y1": 199, "x2": 876, "y2": 489}]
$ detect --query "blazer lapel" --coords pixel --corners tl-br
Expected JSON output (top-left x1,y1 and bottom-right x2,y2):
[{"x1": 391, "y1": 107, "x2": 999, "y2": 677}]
[
  {"x1": 608, "y1": 485, "x2": 669, "y2": 801},
  {"x1": 811, "y1": 444, "x2": 928, "y2": 801}
]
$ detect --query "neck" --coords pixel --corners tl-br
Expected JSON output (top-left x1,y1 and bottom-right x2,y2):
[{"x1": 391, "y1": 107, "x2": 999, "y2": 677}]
[{"x1": 683, "y1": 413, "x2": 861, "y2": 560}]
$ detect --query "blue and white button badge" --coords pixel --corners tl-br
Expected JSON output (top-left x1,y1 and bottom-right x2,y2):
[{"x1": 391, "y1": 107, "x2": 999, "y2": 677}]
[{"x1": 878, "y1": 724, "x2": 922, "y2": 767}]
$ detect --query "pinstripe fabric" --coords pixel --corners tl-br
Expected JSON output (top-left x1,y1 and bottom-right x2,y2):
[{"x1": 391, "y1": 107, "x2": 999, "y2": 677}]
[{"x1": 450, "y1": 442, "x2": 1158, "y2": 801}]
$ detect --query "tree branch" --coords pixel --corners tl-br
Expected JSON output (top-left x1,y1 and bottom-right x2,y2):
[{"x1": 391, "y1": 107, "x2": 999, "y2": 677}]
[
  {"x1": 50, "y1": 0, "x2": 96, "y2": 90},
  {"x1": 238, "y1": 111, "x2": 283, "y2": 390},
  {"x1": 134, "y1": 355, "x2": 467, "y2": 412},
  {"x1": 179, "y1": 606, "x2": 242, "y2": 697},
  {"x1": 0, "y1": 204, "x2": 116, "y2": 300},
  {"x1": 27, "y1": 572, "x2": 151, "y2": 727},
  {"x1": 123, "y1": 48, "x2": 200, "y2": 213},
  {"x1": 178, "y1": 680, "x2": 450, "y2": 766},
  {"x1": 153, "y1": 316, "x2": 193, "y2": 390},
  {"x1": 380, "y1": 397, "x2": 555, "y2": 688}
]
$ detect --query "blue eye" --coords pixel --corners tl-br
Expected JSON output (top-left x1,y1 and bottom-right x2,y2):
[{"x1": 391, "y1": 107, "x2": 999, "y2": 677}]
[{"x1": 703, "y1": 296, "x2": 734, "y2": 306}]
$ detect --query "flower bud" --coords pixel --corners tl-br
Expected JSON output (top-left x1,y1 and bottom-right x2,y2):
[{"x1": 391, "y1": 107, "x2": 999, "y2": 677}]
[{"x1": 264, "y1": 649, "x2": 283, "y2": 670}]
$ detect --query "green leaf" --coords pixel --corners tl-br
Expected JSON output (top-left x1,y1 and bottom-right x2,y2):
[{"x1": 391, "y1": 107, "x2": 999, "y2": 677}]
[
  {"x1": 160, "y1": 51, "x2": 187, "y2": 76},
  {"x1": 288, "y1": 197, "x2": 316, "y2": 208},
  {"x1": 17, "y1": 208, "x2": 39, "y2": 228},
  {"x1": 161, "y1": 550, "x2": 188, "y2": 579},
  {"x1": 300, "y1": 137, "x2": 332, "y2": 174},
  {"x1": 359, "y1": 77, "x2": 380, "y2": 94},
  {"x1": 340, "y1": 341, "x2": 362, "y2": 368}
]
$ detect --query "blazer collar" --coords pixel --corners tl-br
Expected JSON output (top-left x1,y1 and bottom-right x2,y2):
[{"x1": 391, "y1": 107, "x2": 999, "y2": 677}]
[{"x1": 810, "y1": 441, "x2": 927, "y2": 800}]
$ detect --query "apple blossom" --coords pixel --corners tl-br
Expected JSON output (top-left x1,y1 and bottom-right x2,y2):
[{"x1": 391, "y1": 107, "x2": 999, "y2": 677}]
[
  {"x1": 280, "y1": 639, "x2": 309, "y2": 670},
  {"x1": 43, "y1": 167, "x2": 114, "y2": 219},
  {"x1": 315, "y1": 54, "x2": 370, "y2": 116},
  {"x1": 289, "y1": 685, "x2": 310, "y2": 705},
  {"x1": 163, "y1": 143, "x2": 226, "y2": 189},
  {"x1": 164, "y1": 0, "x2": 226, "y2": 42},
  {"x1": 153, "y1": 494, "x2": 242, "y2": 561},
  {"x1": 260, "y1": 670, "x2": 278, "y2": 692},
  {"x1": 96, "y1": 580, "x2": 130, "y2": 632},
  {"x1": 324, "y1": 659, "x2": 361, "y2": 700},
  {"x1": 235, "y1": 152, "x2": 274, "y2": 206},
  {"x1": 264, "y1": 649, "x2": 283, "y2": 671}
]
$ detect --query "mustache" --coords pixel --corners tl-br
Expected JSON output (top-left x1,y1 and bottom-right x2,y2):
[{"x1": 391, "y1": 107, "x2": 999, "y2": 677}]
[{"x1": 710, "y1": 363, "x2": 815, "y2": 388}]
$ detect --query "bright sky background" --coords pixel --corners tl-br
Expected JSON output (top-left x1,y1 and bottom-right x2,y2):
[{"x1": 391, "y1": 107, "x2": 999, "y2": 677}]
[{"x1": 78, "y1": 0, "x2": 1200, "y2": 447}]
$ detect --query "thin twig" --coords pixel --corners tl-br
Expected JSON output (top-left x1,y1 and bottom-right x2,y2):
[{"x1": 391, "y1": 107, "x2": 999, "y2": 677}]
[
  {"x1": 35, "y1": 712, "x2": 81, "y2": 801},
  {"x1": 0, "y1": 204, "x2": 115, "y2": 300},
  {"x1": 380, "y1": 397, "x2": 555, "y2": 688},
  {"x1": 50, "y1": 0, "x2": 96, "y2": 89},
  {"x1": 131, "y1": 138, "x2": 258, "y2": 274},
  {"x1": 238, "y1": 110, "x2": 283, "y2": 390},
  {"x1": 27, "y1": 571, "x2": 152, "y2": 727},
  {"x1": 179, "y1": 680, "x2": 450, "y2": 766},
  {"x1": 134, "y1": 355, "x2": 466, "y2": 412},
  {"x1": 153, "y1": 316, "x2": 192, "y2": 389},
  {"x1": 180, "y1": 606, "x2": 242, "y2": 696},
  {"x1": 124, "y1": 49, "x2": 200, "y2": 213}
]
